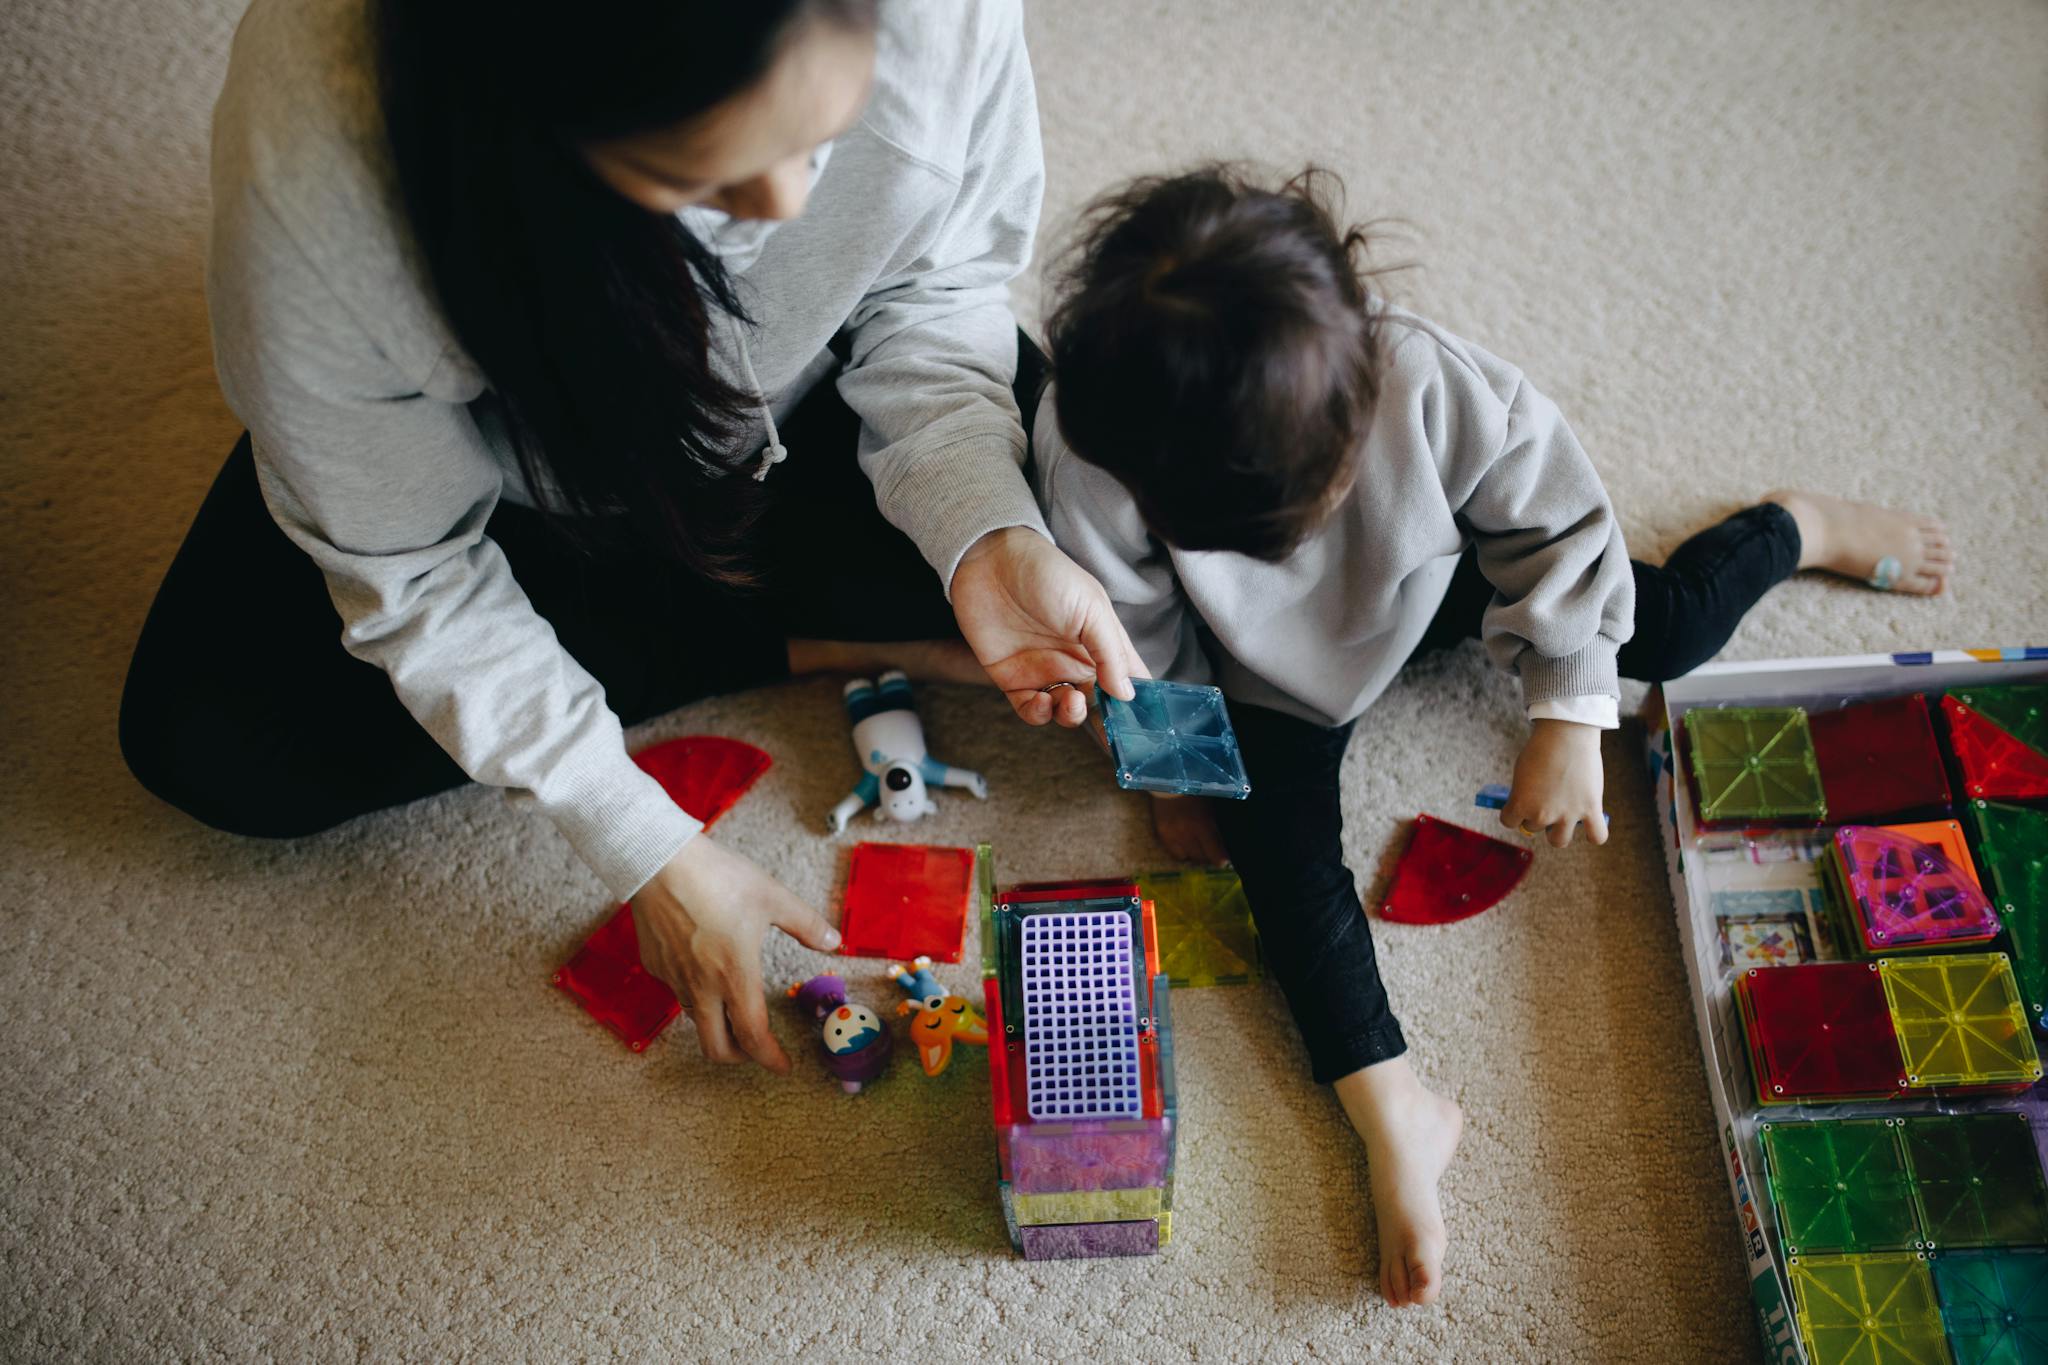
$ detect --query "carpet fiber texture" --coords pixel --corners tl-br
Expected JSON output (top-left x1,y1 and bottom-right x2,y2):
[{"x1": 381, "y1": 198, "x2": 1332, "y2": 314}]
[{"x1": 3, "y1": 0, "x2": 2044, "y2": 1359}]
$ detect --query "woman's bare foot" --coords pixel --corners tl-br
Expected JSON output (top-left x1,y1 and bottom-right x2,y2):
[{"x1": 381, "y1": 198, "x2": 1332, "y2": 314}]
[
  {"x1": 788, "y1": 638, "x2": 990, "y2": 687},
  {"x1": 1148, "y1": 792, "x2": 1230, "y2": 865},
  {"x1": 1765, "y1": 490, "x2": 1954, "y2": 596},
  {"x1": 1333, "y1": 1058, "x2": 1464, "y2": 1308}
]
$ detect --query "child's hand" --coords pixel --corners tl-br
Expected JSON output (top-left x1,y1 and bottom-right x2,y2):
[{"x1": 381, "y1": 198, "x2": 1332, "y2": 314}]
[{"x1": 1499, "y1": 720, "x2": 1608, "y2": 848}]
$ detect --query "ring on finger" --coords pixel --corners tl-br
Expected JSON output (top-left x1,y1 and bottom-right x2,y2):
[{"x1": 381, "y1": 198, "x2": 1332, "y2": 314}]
[{"x1": 1038, "y1": 680, "x2": 1079, "y2": 695}]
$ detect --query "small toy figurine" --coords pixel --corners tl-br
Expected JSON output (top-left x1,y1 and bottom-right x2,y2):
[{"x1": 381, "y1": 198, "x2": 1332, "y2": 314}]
[
  {"x1": 827, "y1": 670, "x2": 988, "y2": 833},
  {"x1": 786, "y1": 974, "x2": 893, "y2": 1094},
  {"x1": 889, "y1": 956, "x2": 989, "y2": 1077}
]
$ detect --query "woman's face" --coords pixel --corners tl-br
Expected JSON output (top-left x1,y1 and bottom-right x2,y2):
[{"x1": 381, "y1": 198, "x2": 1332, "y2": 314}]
[{"x1": 580, "y1": 22, "x2": 876, "y2": 221}]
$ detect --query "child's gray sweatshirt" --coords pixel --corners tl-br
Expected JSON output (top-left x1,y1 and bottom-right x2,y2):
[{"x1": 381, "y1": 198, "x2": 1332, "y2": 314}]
[
  {"x1": 1032, "y1": 309, "x2": 1636, "y2": 729},
  {"x1": 206, "y1": 0, "x2": 1046, "y2": 899}
]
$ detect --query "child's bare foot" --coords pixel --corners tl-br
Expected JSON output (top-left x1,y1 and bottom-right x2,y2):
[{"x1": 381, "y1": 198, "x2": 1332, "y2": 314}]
[
  {"x1": 788, "y1": 638, "x2": 990, "y2": 687},
  {"x1": 1334, "y1": 1058, "x2": 1464, "y2": 1308},
  {"x1": 1148, "y1": 792, "x2": 1230, "y2": 865},
  {"x1": 1765, "y1": 490, "x2": 1954, "y2": 595}
]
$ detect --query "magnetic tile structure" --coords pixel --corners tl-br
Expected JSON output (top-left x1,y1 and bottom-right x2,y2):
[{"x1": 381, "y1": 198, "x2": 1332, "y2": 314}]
[
  {"x1": 552, "y1": 904, "x2": 680, "y2": 1052},
  {"x1": 1740, "y1": 962, "x2": 1906, "y2": 1103},
  {"x1": 1809, "y1": 693, "x2": 1954, "y2": 826},
  {"x1": 837, "y1": 842, "x2": 976, "y2": 963},
  {"x1": 1376, "y1": 814, "x2": 1533, "y2": 925},
  {"x1": 1139, "y1": 868, "x2": 1261, "y2": 986},
  {"x1": 1972, "y1": 800, "x2": 2048, "y2": 1026},
  {"x1": 1879, "y1": 954, "x2": 2042, "y2": 1089},
  {"x1": 1787, "y1": 1254, "x2": 1949, "y2": 1365},
  {"x1": 1760, "y1": 1119, "x2": 1921, "y2": 1255},
  {"x1": 1832, "y1": 824, "x2": 2000, "y2": 951},
  {"x1": 1097, "y1": 679, "x2": 1252, "y2": 799},
  {"x1": 1933, "y1": 1249, "x2": 2048, "y2": 1365},
  {"x1": 1944, "y1": 687, "x2": 2048, "y2": 803},
  {"x1": 987, "y1": 865, "x2": 1177, "y2": 1260},
  {"x1": 1901, "y1": 1114, "x2": 2048, "y2": 1251},
  {"x1": 1684, "y1": 705, "x2": 1829, "y2": 823},
  {"x1": 1021, "y1": 912, "x2": 1144, "y2": 1121}
]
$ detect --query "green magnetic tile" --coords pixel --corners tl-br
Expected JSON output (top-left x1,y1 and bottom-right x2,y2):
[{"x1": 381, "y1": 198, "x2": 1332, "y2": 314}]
[
  {"x1": 1933, "y1": 1249, "x2": 2048, "y2": 1365},
  {"x1": 1970, "y1": 801, "x2": 2048, "y2": 1019},
  {"x1": 1789, "y1": 1254, "x2": 1952, "y2": 1365},
  {"x1": 1763, "y1": 1120, "x2": 1922, "y2": 1254},
  {"x1": 1138, "y1": 868, "x2": 1262, "y2": 987},
  {"x1": 1880, "y1": 955, "x2": 2043, "y2": 1088},
  {"x1": 1902, "y1": 1115, "x2": 2048, "y2": 1250},
  {"x1": 1954, "y1": 687, "x2": 2048, "y2": 760},
  {"x1": 976, "y1": 842, "x2": 998, "y2": 980},
  {"x1": 1685, "y1": 706, "x2": 1829, "y2": 822}
]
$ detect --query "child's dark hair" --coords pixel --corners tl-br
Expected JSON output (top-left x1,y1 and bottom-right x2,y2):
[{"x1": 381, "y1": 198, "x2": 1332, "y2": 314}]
[{"x1": 1046, "y1": 165, "x2": 1386, "y2": 561}]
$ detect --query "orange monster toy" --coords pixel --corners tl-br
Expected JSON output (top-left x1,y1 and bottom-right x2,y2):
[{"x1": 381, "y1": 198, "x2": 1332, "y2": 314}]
[{"x1": 888, "y1": 956, "x2": 989, "y2": 1077}]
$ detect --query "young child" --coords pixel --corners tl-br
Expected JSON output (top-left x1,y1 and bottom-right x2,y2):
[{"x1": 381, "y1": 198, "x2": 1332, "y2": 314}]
[{"x1": 1031, "y1": 166, "x2": 1952, "y2": 1308}]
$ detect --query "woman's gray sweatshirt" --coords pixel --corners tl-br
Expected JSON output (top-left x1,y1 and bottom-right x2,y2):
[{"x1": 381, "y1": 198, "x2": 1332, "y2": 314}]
[{"x1": 206, "y1": 0, "x2": 1047, "y2": 898}]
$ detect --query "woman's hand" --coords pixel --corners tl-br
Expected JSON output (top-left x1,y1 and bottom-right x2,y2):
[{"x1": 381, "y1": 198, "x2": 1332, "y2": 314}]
[
  {"x1": 951, "y1": 527, "x2": 1140, "y2": 727},
  {"x1": 630, "y1": 834, "x2": 842, "y2": 1072},
  {"x1": 1498, "y1": 720, "x2": 1609, "y2": 848}
]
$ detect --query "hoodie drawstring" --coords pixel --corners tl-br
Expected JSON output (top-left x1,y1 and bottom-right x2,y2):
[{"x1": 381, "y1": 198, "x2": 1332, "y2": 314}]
[{"x1": 732, "y1": 326, "x2": 787, "y2": 482}]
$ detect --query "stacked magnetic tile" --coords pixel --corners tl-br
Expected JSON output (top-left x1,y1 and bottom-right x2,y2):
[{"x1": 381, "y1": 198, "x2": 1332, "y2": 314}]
[
  {"x1": 1138, "y1": 868, "x2": 1262, "y2": 986},
  {"x1": 1738, "y1": 962, "x2": 1907, "y2": 1103},
  {"x1": 1786, "y1": 1254, "x2": 1950, "y2": 1365},
  {"x1": 1684, "y1": 706, "x2": 1829, "y2": 825},
  {"x1": 1881, "y1": 955, "x2": 2042, "y2": 1090},
  {"x1": 1761, "y1": 1115, "x2": 2048, "y2": 1255},
  {"x1": 1809, "y1": 693, "x2": 1954, "y2": 825},
  {"x1": 1933, "y1": 1250, "x2": 2048, "y2": 1365},
  {"x1": 1969, "y1": 801, "x2": 2048, "y2": 1028},
  {"x1": 1769, "y1": 1116, "x2": 2048, "y2": 1363},
  {"x1": 1735, "y1": 957, "x2": 2042, "y2": 1104},
  {"x1": 1097, "y1": 678, "x2": 1252, "y2": 799},
  {"x1": 987, "y1": 873, "x2": 1177, "y2": 1260},
  {"x1": 1943, "y1": 685, "x2": 2048, "y2": 803},
  {"x1": 1821, "y1": 822, "x2": 1999, "y2": 954}
]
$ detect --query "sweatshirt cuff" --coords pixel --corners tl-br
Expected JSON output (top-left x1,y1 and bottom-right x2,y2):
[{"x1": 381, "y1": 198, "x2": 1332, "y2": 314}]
[
  {"x1": 542, "y1": 743, "x2": 703, "y2": 902},
  {"x1": 1517, "y1": 639, "x2": 1621, "y2": 709},
  {"x1": 886, "y1": 427, "x2": 1051, "y2": 596},
  {"x1": 1528, "y1": 695, "x2": 1621, "y2": 729}
]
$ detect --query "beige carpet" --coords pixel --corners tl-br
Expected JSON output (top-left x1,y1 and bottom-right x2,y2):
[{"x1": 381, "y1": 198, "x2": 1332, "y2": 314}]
[{"x1": 4, "y1": 0, "x2": 2044, "y2": 1358}]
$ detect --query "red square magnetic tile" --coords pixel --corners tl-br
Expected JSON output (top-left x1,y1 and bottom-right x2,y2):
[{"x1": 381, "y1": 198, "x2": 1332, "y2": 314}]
[
  {"x1": 839, "y1": 842, "x2": 976, "y2": 963},
  {"x1": 1742, "y1": 961, "x2": 1904, "y2": 1101},
  {"x1": 1810, "y1": 694, "x2": 1953, "y2": 824},
  {"x1": 553, "y1": 904, "x2": 680, "y2": 1051}
]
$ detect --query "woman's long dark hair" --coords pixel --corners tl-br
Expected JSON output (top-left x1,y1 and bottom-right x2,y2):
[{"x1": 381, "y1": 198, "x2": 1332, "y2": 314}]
[{"x1": 375, "y1": 0, "x2": 875, "y2": 583}]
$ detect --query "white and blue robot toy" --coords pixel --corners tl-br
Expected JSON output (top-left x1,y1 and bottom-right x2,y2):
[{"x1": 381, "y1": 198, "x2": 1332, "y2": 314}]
[{"x1": 826, "y1": 670, "x2": 988, "y2": 834}]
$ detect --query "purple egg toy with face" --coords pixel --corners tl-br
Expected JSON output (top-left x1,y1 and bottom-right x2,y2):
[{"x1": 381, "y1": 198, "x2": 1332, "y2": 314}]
[{"x1": 787, "y1": 974, "x2": 893, "y2": 1093}]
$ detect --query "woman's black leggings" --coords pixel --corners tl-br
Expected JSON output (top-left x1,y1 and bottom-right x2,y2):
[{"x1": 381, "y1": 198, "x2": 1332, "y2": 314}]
[
  {"x1": 118, "y1": 337, "x2": 1047, "y2": 838},
  {"x1": 1218, "y1": 503, "x2": 1803, "y2": 1083}
]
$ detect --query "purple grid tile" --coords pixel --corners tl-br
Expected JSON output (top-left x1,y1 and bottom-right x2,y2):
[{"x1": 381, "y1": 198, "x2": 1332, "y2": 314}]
[{"x1": 1022, "y1": 912, "x2": 1143, "y2": 1121}]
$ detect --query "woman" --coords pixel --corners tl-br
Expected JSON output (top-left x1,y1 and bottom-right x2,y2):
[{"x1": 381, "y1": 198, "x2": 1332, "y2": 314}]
[{"x1": 119, "y1": 0, "x2": 1138, "y2": 1073}]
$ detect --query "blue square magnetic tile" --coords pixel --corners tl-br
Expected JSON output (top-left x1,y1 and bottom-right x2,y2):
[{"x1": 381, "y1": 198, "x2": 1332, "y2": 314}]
[{"x1": 1098, "y1": 679, "x2": 1251, "y2": 799}]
